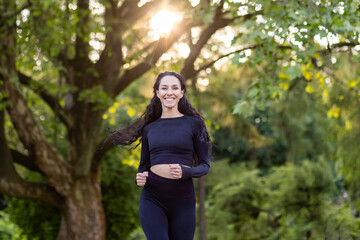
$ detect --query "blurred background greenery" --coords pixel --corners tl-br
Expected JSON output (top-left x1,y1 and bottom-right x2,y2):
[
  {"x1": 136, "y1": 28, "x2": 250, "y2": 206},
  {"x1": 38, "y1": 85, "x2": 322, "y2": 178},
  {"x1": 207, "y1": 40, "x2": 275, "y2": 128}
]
[{"x1": 1, "y1": 0, "x2": 360, "y2": 239}]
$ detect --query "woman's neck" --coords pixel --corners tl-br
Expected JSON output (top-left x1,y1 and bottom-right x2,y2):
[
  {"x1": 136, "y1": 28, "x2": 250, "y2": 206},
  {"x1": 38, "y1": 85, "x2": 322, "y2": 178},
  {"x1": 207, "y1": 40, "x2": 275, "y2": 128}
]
[{"x1": 161, "y1": 109, "x2": 183, "y2": 118}]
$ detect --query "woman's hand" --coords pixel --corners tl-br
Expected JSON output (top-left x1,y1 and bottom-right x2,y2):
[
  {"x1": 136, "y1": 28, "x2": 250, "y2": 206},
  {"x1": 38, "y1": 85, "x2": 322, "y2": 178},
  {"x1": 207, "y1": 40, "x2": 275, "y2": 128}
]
[
  {"x1": 136, "y1": 171, "x2": 149, "y2": 187},
  {"x1": 169, "y1": 164, "x2": 182, "y2": 179}
]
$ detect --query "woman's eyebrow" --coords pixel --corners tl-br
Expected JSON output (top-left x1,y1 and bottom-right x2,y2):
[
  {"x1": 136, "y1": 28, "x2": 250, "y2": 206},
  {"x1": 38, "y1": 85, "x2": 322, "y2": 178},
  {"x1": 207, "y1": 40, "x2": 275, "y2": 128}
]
[{"x1": 160, "y1": 84, "x2": 180, "y2": 87}]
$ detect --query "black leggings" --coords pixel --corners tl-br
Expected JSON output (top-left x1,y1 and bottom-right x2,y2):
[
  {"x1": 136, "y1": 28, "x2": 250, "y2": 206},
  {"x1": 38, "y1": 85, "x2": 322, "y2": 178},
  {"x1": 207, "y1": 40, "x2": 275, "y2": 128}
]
[{"x1": 139, "y1": 171, "x2": 196, "y2": 240}]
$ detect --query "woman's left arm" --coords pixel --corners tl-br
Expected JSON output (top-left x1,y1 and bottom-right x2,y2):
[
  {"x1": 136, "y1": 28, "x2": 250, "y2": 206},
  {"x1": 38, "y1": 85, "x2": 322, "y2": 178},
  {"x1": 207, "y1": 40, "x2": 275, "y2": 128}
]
[{"x1": 180, "y1": 121, "x2": 210, "y2": 179}]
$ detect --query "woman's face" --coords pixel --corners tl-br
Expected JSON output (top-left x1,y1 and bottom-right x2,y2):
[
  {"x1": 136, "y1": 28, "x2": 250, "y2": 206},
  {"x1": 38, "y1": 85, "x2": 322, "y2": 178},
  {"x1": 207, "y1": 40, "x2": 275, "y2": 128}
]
[{"x1": 156, "y1": 75, "x2": 184, "y2": 110}]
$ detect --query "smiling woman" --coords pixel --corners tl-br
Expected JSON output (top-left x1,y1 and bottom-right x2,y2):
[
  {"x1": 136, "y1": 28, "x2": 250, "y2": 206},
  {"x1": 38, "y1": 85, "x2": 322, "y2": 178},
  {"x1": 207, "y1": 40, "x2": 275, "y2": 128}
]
[
  {"x1": 149, "y1": 10, "x2": 182, "y2": 39},
  {"x1": 107, "y1": 71, "x2": 212, "y2": 240},
  {"x1": 156, "y1": 76, "x2": 184, "y2": 110}
]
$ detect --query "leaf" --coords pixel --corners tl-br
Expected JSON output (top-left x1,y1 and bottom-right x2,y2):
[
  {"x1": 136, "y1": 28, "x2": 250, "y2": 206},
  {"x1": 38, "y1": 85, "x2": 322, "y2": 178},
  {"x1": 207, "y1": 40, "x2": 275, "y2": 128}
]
[
  {"x1": 247, "y1": 88, "x2": 259, "y2": 98},
  {"x1": 286, "y1": 66, "x2": 302, "y2": 80},
  {"x1": 233, "y1": 100, "x2": 252, "y2": 117},
  {"x1": 349, "y1": 2, "x2": 358, "y2": 13},
  {"x1": 203, "y1": 12, "x2": 213, "y2": 24},
  {"x1": 257, "y1": 102, "x2": 265, "y2": 111}
]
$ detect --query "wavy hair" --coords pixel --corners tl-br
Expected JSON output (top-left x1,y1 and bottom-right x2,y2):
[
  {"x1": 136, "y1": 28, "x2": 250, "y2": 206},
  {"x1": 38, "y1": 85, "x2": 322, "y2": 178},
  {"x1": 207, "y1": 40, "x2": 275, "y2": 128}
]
[{"x1": 106, "y1": 71, "x2": 211, "y2": 154}]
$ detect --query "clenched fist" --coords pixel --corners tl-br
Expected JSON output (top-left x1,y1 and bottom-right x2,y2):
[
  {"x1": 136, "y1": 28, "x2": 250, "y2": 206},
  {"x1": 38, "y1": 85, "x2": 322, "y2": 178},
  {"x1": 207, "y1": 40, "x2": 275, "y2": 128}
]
[
  {"x1": 136, "y1": 171, "x2": 149, "y2": 187},
  {"x1": 169, "y1": 164, "x2": 182, "y2": 179}
]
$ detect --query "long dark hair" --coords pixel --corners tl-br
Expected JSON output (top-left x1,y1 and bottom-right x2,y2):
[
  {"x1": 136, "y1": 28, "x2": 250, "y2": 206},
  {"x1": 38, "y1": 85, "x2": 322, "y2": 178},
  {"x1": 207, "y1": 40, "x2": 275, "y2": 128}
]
[{"x1": 106, "y1": 71, "x2": 211, "y2": 151}]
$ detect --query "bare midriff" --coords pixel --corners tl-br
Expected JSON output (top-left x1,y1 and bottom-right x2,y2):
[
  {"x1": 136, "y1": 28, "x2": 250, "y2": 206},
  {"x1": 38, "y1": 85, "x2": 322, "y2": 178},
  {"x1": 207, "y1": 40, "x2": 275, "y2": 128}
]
[{"x1": 150, "y1": 164, "x2": 191, "y2": 179}]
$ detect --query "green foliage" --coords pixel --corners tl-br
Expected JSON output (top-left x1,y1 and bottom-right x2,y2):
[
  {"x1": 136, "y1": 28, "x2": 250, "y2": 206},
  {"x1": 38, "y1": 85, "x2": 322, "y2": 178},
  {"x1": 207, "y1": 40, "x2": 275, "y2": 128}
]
[
  {"x1": 212, "y1": 124, "x2": 287, "y2": 169},
  {"x1": 78, "y1": 85, "x2": 113, "y2": 111},
  {"x1": 2, "y1": 168, "x2": 60, "y2": 240},
  {"x1": 0, "y1": 211, "x2": 25, "y2": 240},
  {"x1": 0, "y1": 92, "x2": 10, "y2": 111},
  {"x1": 128, "y1": 227, "x2": 146, "y2": 240},
  {"x1": 6, "y1": 198, "x2": 61, "y2": 240},
  {"x1": 269, "y1": 79, "x2": 335, "y2": 163},
  {"x1": 206, "y1": 159, "x2": 360, "y2": 240},
  {"x1": 101, "y1": 149, "x2": 141, "y2": 240},
  {"x1": 231, "y1": 0, "x2": 360, "y2": 115}
]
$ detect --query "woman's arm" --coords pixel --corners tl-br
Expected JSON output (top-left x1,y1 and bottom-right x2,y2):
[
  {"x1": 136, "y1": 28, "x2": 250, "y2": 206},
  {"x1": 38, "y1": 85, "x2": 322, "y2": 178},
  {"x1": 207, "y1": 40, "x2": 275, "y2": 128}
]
[
  {"x1": 135, "y1": 128, "x2": 150, "y2": 186},
  {"x1": 181, "y1": 119, "x2": 210, "y2": 179}
]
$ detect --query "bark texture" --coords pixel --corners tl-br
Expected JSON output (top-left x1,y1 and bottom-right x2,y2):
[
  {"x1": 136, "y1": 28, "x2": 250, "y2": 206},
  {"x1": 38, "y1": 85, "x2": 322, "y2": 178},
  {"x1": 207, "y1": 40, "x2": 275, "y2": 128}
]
[{"x1": 57, "y1": 175, "x2": 105, "y2": 240}]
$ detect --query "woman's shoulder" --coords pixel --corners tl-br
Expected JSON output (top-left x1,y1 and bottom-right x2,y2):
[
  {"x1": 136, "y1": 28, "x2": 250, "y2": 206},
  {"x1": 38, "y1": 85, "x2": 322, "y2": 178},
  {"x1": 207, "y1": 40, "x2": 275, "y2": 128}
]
[
  {"x1": 143, "y1": 120, "x2": 157, "y2": 133},
  {"x1": 183, "y1": 115, "x2": 204, "y2": 129},
  {"x1": 184, "y1": 114, "x2": 202, "y2": 122}
]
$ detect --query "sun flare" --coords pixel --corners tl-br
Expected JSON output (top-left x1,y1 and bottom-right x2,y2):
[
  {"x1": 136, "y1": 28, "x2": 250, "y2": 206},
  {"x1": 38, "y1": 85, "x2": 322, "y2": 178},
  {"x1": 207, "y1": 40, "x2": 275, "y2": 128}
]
[{"x1": 149, "y1": 10, "x2": 182, "y2": 38}]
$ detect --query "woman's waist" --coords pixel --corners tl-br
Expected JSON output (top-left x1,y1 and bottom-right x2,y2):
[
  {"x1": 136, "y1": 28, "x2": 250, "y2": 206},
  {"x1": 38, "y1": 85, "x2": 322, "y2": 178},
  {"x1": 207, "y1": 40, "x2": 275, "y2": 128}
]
[{"x1": 150, "y1": 164, "x2": 191, "y2": 179}]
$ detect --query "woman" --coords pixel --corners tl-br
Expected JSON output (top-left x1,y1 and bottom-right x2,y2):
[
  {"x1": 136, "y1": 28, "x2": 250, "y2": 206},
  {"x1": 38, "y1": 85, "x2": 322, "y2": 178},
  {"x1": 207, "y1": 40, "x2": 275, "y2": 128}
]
[{"x1": 110, "y1": 71, "x2": 211, "y2": 240}]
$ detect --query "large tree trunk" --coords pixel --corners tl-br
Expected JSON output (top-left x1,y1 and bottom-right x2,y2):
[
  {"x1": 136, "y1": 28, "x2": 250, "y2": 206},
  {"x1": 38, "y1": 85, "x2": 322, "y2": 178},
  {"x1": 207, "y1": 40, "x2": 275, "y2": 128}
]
[{"x1": 57, "y1": 175, "x2": 105, "y2": 240}]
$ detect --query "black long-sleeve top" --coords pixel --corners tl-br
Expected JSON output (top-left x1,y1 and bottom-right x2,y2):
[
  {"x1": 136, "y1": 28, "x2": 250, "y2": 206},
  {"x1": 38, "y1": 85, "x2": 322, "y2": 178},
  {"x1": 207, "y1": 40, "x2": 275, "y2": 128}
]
[{"x1": 137, "y1": 115, "x2": 210, "y2": 179}]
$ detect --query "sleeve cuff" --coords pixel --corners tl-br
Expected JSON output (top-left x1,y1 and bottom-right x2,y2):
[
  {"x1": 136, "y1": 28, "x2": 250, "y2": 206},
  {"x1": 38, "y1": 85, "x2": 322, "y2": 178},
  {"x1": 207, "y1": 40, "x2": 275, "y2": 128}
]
[{"x1": 181, "y1": 166, "x2": 192, "y2": 179}]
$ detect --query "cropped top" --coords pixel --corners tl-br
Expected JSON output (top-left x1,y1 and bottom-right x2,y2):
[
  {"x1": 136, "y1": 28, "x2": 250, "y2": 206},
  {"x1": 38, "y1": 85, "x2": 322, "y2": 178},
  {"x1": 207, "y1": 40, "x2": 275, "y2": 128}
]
[{"x1": 137, "y1": 115, "x2": 210, "y2": 179}]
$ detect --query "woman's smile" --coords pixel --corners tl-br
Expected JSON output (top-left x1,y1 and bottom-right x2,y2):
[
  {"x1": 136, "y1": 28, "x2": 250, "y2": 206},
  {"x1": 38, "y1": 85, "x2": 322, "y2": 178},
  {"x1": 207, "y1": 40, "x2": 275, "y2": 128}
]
[{"x1": 156, "y1": 75, "x2": 184, "y2": 109}]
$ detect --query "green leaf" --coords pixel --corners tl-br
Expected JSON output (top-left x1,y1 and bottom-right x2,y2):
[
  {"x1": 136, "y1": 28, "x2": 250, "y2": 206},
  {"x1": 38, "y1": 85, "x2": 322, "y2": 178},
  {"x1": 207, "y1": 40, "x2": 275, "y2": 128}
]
[
  {"x1": 247, "y1": 88, "x2": 259, "y2": 98},
  {"x1": 203, "y1": 12, "x2": 213, "y2": 24},
  {"x1": 286, "y1": 66, "x2": 302, "y2": 80}
]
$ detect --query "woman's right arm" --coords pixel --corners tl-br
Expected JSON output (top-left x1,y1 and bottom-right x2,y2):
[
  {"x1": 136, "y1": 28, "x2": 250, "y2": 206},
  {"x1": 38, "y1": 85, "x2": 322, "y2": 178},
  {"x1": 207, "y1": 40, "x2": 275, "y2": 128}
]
[{"x1": 135, "y1": 128, "x2": 150, "y2": 186}]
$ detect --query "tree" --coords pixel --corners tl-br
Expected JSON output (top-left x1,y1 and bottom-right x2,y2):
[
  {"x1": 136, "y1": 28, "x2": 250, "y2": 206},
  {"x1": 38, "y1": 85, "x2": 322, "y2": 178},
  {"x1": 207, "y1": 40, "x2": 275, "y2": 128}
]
[
  {"x1": 229, "y1": 0, "x2": 360, "y2": 213},
  {"x1": 0, "y1": 0, "x2": 260, "y2": 239},
  {"x1": 228, "y1": 0, "x2": 359, "y2": 113},
  {"x1": 206, "y1": 159, "x2": 360, "y2": 240}
]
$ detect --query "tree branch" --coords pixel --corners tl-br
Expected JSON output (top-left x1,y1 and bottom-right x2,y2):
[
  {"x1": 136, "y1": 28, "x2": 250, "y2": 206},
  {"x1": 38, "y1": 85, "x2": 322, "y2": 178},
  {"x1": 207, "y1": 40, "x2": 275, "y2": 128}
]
[
  {"x1": 75, "y1": 0, "x2": 90, "y2": 63},
  {"x1": 10, "y1": 149, "x2": 43, "y2": 174},
  {"x1": 187, "y1": 41, "x2": 358, "y2": 79},
  {"x1": 117, "y1": 1, "x2": 158, "y2": 26},
  {"x1": 4, "y1": 79, "x2": 72, "y2": 196},
  {"x1": 0, "y1": 110, "x2": 62, "y2": 208},
  {"x1": 0, "y1": 176, "x2": 62, "y2": 208},
  {"x1": 181, "y1": 5, "x2": 231, "y2": 77},
  {"x1": 1, "y1": 1, "x2": 31, "y2": 24},
  {"x1": 318, "y1": 41, "x2": 359, "y2": 54},
  {"x1": 112, "y1": 19, "x2": 194, "y2": 96},
  {"x1": 54, "y1": 0, "x2": 71, "y2": 74},
  {"x1": 17, "y1": 71, "x2": 69, "y2": 128},
  {"x1": 181, "y1": 10, "x2": 263, "y2": 78},
  {"x1": 194, "y1": 45, "x2": 260, "y2": 75},
  {"x1": 95, "y1": 2, "x2": 125, "y2": 91},
  {"x1": 96, "y1": 1, "x2": 160, "y2": 93},
  {"x1": 91, "y1": 136, "x2": 114, "y2": 173}
]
